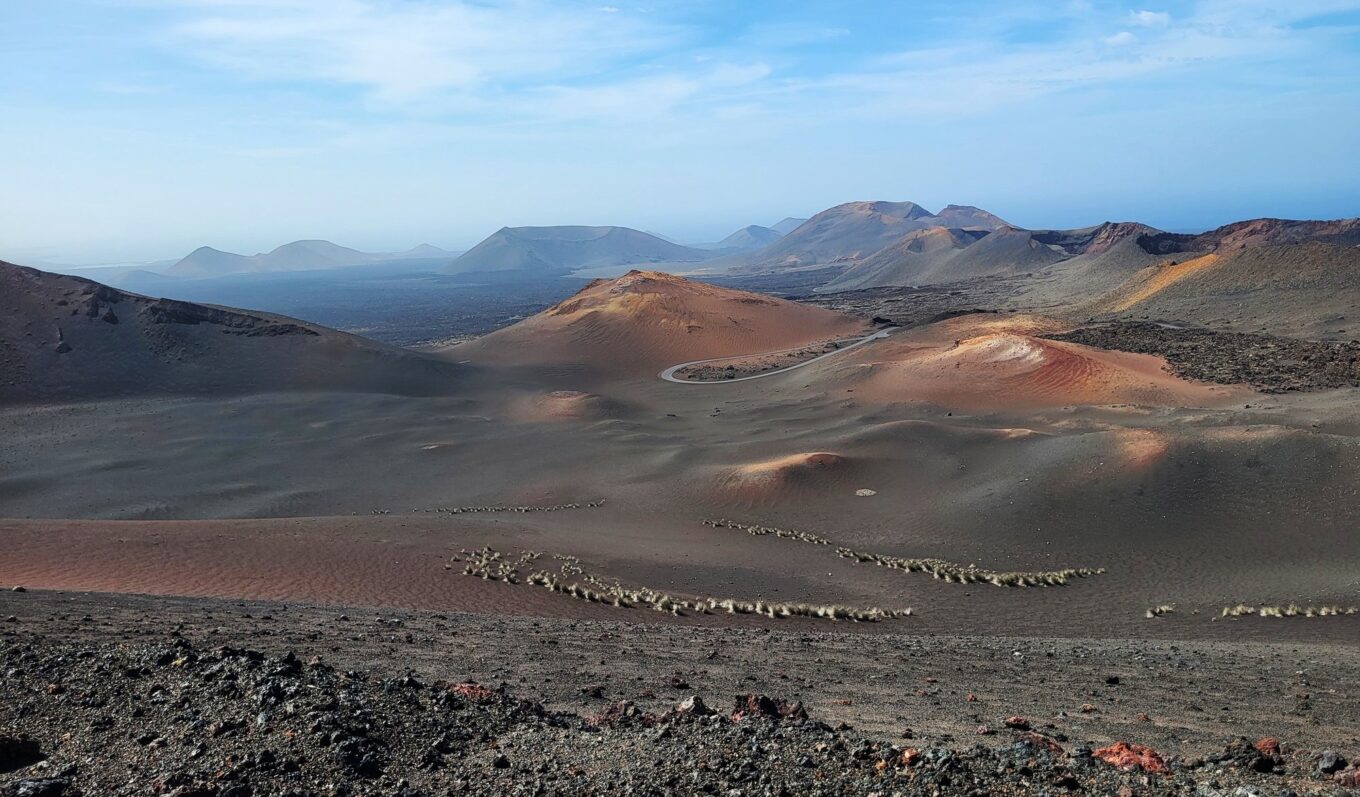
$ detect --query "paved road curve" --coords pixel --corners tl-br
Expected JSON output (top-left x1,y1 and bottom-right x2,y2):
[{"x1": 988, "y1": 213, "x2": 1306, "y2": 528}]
[{"x1": 658, "y1": 327, "x2": 895, "y2": 384}]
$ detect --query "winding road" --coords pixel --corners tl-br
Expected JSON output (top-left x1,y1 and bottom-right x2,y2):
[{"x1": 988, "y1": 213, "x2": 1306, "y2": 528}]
[{"x1": 658, "y1": 327, "x2": 895, "y2": 384}]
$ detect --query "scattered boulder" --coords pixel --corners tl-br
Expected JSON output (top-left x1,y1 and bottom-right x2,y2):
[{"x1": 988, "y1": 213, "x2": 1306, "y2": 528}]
[
  {"x1": 1093, "y1": 741, "x2": 1169, "y2": 773},
  {"x1": 331, "y1": 736, "x2": 385, "y2": 777},
  {"x1": 1220, "y1": 737, "x2": 1279, "y2": 772},
  {"x1": 672, "y1": 695, "x2": 713, "y2": 717},
  {"x1": 589, "y1": 701, "x2": 655, "y2": 729},
  {"x1": 6, "y1": 778, "x2": 70, "y2": 797},
  {"x1": 1017, "y1": 732, "x2": 1065, "y2": 756},
  {"x1": 1318, "y1": 750, "x2": 1347, "y2": 774},
  {"x1": 730, "y1": 694, "x2": 807, "y2": 724}
]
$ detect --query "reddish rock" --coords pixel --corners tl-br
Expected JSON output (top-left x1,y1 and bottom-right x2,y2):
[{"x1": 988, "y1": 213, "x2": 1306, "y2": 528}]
[
  {"x1": 589, "y1": 700, "x2": 655, "y2": 728},
  {"x1": 1018, "y1": 732, "x2": 1065, "y2": 756},
  {"x1": 899, "y1": 747, "x2": 921, "y2": 767},
  {"x1": 1093, "y1": 741, "x2": 1169, "y2": 773},
  {"x1": 730, "y1": 694, "x2": 807, "y2": 723},
  {"x1": 1335, "y1": 767, "x2": 1360, "y2": 788},
  {"x1": 444, "y1": 681, "x2": 496, "y2": 702},
  {"x1": 1004, "y1": 716, "x2": 1031, "y2": 730},
  {"x1": 1253, "y1": 737, "x2": 1281, "y2": 759},
  {"x1": 671, "y1": 695, "x2": 713, "y2": 717}
]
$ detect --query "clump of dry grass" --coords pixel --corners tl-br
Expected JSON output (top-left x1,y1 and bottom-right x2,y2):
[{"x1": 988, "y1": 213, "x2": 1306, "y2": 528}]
[
  {"x1": 460, "y1": 547, "x2": 912, "y2": 623},
  {"x1": 1220, "y1": 603, "x2": 1358, "y2": 618},
  {"x1": 1145, "y1": 604, "x2": 1176, "y2": 618},
  {"x1": 423, "y1": 500, "x2": 605, "y2": 515},
  {"x1": 704, "y1": 519, "x2": 1105, "y2": 587}
]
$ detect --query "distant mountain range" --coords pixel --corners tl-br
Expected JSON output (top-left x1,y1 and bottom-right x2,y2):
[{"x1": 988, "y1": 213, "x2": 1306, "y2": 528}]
[
  {"x1": 818, "y1": 215, "x2": 1360, "y2": 293},
  {"x1": 447, "y1": 218, "x2": 816, "y2": 275},
  {"x1": 722, "y1": 201, "x2": 1011, "y2": 275},
  {"x1": 166, "y1": 240, "x2": 458, "y2": 278},
  {"x1": 59, "y1": 203, "x2": 1360, "y2": 306}
]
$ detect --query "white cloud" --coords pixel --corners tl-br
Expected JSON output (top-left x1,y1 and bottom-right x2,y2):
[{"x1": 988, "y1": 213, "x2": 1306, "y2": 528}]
[
  {"x1": 1129, "y1": 10, "x2": 1172, "y2": 27},
  {"x1": 166, "y1": 0, "x2": 677, "y2": 103},
  {"x1": 143, "y1": 0, "x2": 1360, "y2": 129},
  {"x1": 533, "y1": 63, "x2": 772, "y2": 123}
]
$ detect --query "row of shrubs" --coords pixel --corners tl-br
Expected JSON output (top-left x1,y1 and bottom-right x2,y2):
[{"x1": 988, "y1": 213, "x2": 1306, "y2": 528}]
[
  {"x1": 704, "y1": 519, "x2": 1105, "y2": 587},
  {"x1": 423, "y1": 500, "x2": 605, "y2": 515},
  {"x1": 1220, "y1": 603, "x2": 1357, "y2": 618},
  {"x1": 460, "y1": 547, "x2": 912, "y2": 622}
]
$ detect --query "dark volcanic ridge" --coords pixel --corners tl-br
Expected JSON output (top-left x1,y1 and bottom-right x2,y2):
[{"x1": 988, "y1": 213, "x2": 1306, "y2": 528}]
[
  {"x1": 0, "y1": 260, "x2": 463, "y2": 403},
  {"x1": 1047, "y1": 322, "x2": 1360, "y2": 393}
]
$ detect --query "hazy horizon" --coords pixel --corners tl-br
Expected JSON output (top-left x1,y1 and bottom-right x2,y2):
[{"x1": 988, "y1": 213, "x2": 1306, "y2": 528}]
[{"x1": 4, "y1": 0, "x2": 1360, "y2": 265}]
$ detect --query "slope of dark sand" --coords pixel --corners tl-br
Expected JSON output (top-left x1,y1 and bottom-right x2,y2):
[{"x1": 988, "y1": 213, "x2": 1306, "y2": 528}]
[
  {"x1": 1, "y1": 507, "x2": 1356, "y2": 645},
  {"x1": 1, "y1": 350, "x2": 1358, "y2": 642}
]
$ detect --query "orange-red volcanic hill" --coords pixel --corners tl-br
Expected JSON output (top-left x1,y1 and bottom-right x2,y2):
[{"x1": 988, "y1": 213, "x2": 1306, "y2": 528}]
[
  {"x1": 451, "y1": 270, "x2": 869, "y2": 376},
  {"x1": 831, "y1": 314, "x2": 1244, "y2": 410}
]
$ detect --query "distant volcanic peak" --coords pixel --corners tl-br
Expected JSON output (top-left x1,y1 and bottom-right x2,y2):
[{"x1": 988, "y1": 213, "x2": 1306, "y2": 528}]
[
  {"x1": 1211, "y1": 217, "x2": 1360, "y2": 249},
  {"x1": 1138, "y1": 216, "x2": 1360, "y2": 256},
  {"x1": 166, "y1": 239, "x2": 376, "y2": 276},
  {"x1": 1084, "y1": 221, "x2": 1160, "y2": 254},
  {"x1": 502, "y1": 225, "x2": 617, "y2": 242},
  {"x1": 545, "y1": 270, "x2": 732, "y2": 319},
  {"x1": 451, "y1": 225, "x2": 710, "y2": 274},
  {"x1": 897, "y1": 226, "x2": 977, "y2": 253},
  {"x1": 843, "y1": 200, "x2": 934, "y2": 220},
  {"x1": 190, "y1": 245, "x2": 236, "y2": 256},
  {"x1": 716, "y1": 224, "x2": 784, "y2": 250},
  {"x1": 933, "y1": 204, "x2": 1012, "y2": 229}
]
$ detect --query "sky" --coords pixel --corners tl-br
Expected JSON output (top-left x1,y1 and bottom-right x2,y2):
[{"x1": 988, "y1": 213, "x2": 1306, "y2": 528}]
[{"x1": 2, "y1": 0, "x2": 1359, "y2": 265}]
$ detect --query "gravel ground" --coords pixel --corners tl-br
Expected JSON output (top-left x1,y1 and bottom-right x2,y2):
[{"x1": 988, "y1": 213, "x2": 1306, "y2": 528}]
[{"x1": 3, "y1": 590, "x2": 1360, "y2": 796}]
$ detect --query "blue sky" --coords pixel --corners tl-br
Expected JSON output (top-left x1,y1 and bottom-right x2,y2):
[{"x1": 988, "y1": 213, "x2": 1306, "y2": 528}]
[{"x1": 3, "y1": 0, "x2": 1359, "y2": 265}]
